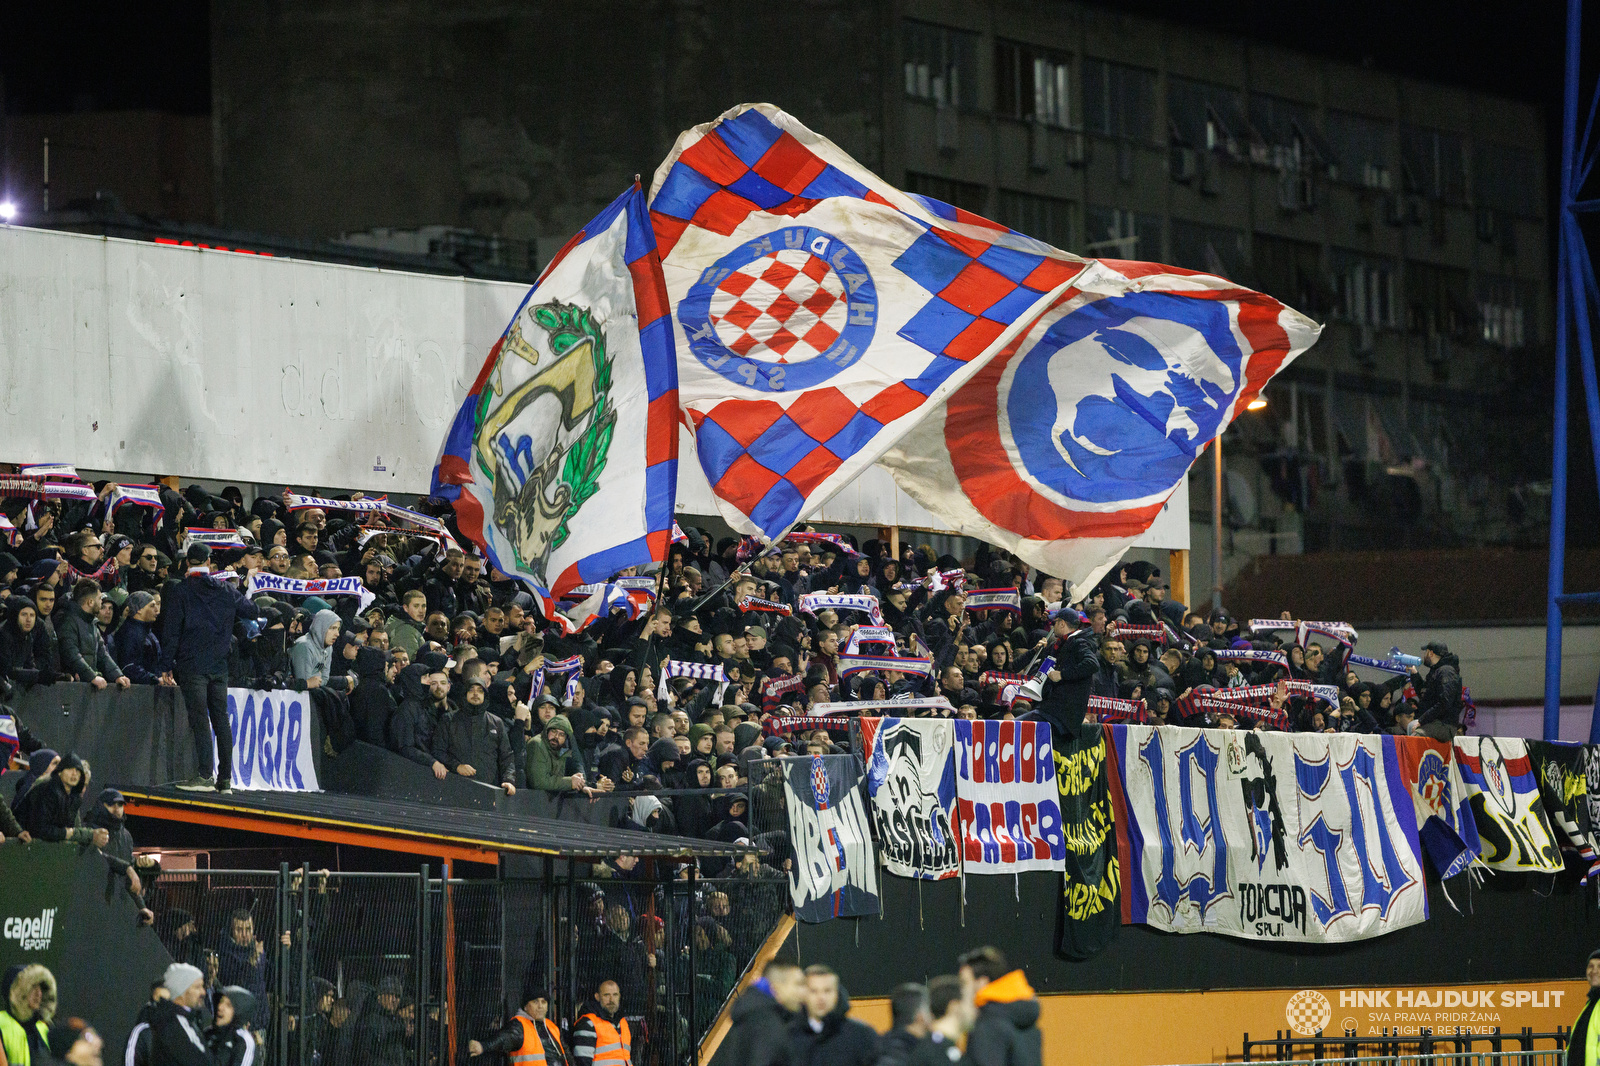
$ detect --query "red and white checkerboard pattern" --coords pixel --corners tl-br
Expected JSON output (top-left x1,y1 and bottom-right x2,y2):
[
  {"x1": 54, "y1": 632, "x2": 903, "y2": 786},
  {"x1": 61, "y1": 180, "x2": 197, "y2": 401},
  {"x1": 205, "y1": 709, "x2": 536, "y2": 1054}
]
[{"x1": 710, "y1": 248, "x2": 848, "y2": 362}]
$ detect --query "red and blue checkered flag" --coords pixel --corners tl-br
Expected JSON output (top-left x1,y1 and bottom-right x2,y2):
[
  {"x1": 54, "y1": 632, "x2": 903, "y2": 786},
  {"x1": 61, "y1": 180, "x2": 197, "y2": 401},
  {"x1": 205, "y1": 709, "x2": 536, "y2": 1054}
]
[
  {"x1": 649, "y1": 104, "x2": 1083, "y2": 540},
  {"x1": 432, "y1": 183, "x2": 678, "y2": 633},
  {"x1": 880, "y1": 259, "x2": 1320, "y2": 598}
]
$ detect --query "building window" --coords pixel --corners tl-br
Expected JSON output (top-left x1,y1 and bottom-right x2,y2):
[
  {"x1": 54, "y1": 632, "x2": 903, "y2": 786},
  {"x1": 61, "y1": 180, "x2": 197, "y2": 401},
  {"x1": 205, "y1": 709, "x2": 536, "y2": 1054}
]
[
  {"x1": 1401, "y1": 125, "x2": 1469, "y2": 203},
  {"x1": 996, "y1": 41, "x2": 1070, "y2": 127},
  {"x1": 1167, "y1": 76, "x2": 1248, "y2": 156},
  {"x1": 1083, "y1": 205, "x2": 1162, "y2": 261},
  {"x1": 1249, "y1": 94, "x2": 1334, "y2": 173},
  {"x1": 997, "y1": 190, "x2": 1073, "y2": 249},
  {"x1": 1083, "y1": 59, "x2": 1157, "y2": 142},
  {"x1": 905, "y1": 172, "x2": 989, "y2": 216},
  {"x1": 1169, "y1": 218, "x2": 1248, "y2": 281},
  {"x1": 904, "y1": 20, "x2": 979, "y2": 109},
  {"x1": 1254, "y1": 234, "x2": 1328, "y2": 318},
  {"x1": 1473, "y1": 141, "x2": 1539, "y2": 218},
  {"x1": 1330, "y1": 249, "x2": 1397, "y2": 328},
  {"x1": 1476, "y1": 273, "x2": 1532, "y2": 348},
  {"x1": 1326, "y1": 111, "x2": 1394, "y2": 189},
  {"x1": 1406, "y1": 261, "x2": 1475, "y2": 339}
]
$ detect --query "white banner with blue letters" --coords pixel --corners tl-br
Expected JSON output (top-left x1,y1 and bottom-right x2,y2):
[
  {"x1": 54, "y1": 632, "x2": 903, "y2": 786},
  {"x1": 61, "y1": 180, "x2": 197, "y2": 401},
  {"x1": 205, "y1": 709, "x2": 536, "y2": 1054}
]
[
  {"x1": 1108, "y1": 726, "x2": 1427, "y2": 943},
  {"x1": 209, "y1": 688, "x2": 321, "y2": 792}
]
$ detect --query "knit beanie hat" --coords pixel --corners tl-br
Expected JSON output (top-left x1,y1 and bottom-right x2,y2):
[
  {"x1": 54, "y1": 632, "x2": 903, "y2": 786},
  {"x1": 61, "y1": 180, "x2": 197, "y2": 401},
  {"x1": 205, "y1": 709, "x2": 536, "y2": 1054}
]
[{"x1": 164, "y1": 962, "x2": 204, "y2": 999}]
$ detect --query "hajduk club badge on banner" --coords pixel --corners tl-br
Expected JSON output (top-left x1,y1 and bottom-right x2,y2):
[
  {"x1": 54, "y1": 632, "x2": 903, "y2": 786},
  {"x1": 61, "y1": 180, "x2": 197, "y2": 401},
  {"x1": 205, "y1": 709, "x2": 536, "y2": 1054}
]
[
  {"x1": 1453, "y1": 736, "x2": 1563, "y2": 873},
  {"x1": 1107, "y1": 727, "x2": 1428, "y2": 944},
  {"x1": 432, "y1": 184, "x2": 678, "y2": 632},
  {"x1": 953, "y1": 720, "x2": 1066, "y2": 874},
  {"x1": 861, "y1": 717, "x2": 961, "y2": 881},
  {"x1": 781, "y1": 753, "x2": 880, "y2": 922}
]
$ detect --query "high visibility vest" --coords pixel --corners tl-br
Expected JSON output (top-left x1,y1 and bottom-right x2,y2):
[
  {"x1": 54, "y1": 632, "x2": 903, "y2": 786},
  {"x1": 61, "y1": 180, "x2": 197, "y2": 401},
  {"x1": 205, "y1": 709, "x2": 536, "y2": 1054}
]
[
  {"x1": 580, "y1": 1012, "x2": 631, "y2": 1066},
  {"x1": 1574, "y1": 999, "x2": 1600, "y2": 1066},
  {"x1": 512, "y1": 1016, "x2": 566, "y2": 1065},
  {"x1": 0, "y1": 1011, "x2": 48, "y2": 1066}
]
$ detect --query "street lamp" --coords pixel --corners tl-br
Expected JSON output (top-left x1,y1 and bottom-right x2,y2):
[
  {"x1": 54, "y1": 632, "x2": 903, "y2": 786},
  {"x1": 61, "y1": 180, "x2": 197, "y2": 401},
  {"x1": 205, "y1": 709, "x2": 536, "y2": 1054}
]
[{"x1": 1213, "y1": 395, "x2": 1268, "y2": 611}]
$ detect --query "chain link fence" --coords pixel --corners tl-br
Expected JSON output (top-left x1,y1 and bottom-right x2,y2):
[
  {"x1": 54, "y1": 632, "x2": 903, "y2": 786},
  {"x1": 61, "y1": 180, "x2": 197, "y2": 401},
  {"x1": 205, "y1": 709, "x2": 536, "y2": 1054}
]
[{"x1": 143, "y1": 857, "x2": 790, "y2": 1066}]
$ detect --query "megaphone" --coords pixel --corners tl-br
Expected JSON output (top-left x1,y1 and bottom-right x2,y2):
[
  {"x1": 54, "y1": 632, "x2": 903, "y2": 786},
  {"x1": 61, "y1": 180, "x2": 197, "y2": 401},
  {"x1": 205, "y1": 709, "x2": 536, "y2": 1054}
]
[
  {"x1": 1017, "y1": 678, "x2": 1044, "y2": 703},
  {"x1": 1389, "y1": 647, "x2": 1423, "y2": 668}
]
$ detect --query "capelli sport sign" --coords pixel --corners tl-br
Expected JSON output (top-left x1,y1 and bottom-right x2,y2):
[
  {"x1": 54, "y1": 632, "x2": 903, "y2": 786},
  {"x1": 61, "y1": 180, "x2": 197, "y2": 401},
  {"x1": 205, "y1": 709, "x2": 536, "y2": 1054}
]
[{"x1": 4, "y1": 909, "x2": 57, "y2": 951}]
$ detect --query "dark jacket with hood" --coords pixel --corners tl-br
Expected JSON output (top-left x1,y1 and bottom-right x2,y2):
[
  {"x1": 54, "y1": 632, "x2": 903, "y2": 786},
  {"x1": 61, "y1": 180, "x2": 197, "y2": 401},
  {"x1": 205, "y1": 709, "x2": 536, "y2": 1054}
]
[
  {"x1": 207, "y1": 985, "x2": 260, "y2": 1066},
  {"x1": 527, "y1": 713, "x2": 586, "y2": 792},
  {"x1": 1416, "y1": 652, "x2": 1464, "y2": 728},
  {"x1": 709, "y1": 982, "x2": 796, "y2": 1066},
  {"x1": 147, "y1": 998, "x2": 213, "y2": 1066},
  {"x1": 788, "y1": 981, "x2": 878, "y2": 1066},
  {"x1": 387, "y1": 664, "x2": 442, "y2": 768},
  {"x1": 17, "y1": 753, "x2": 94, "y2": 843},
  {"x1": 966, "y1": 970, "x2": 1042, "y2": 1066},
  {"x1": 1035, "y1": 627, "x2": 1098, "y2": 733},
  {"x1": 432, "y1": 696, "x2": 515, "y2": 786},
  {"x1": 0, "y1": 608, "x2": 57, "y2": 687},
  {"x1": 158, "y1": 570, "x2": 260, "y2": 677}
]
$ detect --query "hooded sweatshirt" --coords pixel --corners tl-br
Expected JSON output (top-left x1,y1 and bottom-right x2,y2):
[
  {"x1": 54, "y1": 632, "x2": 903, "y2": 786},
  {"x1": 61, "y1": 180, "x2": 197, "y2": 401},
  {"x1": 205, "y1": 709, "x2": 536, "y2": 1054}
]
[
  {"x1": 966, "y1": 970, "x2": 1042, "y2": 1066},
  {"x1": 290, "y1": 610, "x2": 342, "y2": 684},
  {"x1": 526, "y1": 714, "x2": 585, "y2": 792}
]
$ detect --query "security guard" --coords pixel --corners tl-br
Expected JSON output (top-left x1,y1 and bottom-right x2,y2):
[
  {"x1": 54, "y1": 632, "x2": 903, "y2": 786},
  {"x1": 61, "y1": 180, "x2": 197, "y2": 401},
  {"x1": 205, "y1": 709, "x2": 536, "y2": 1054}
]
[
  {"x1": 467, "y1": 985, "x2": 570, "y2": 1066},
  {"x1": 573, "y1": 980, "x2": 631, "y2": 1066},
  {"x1": 0, "y1": 965, "x2": 56, "y2": 1066},
  {"x1": 1572, "y1": 950, "x2": 1600, "y2": 1066}
]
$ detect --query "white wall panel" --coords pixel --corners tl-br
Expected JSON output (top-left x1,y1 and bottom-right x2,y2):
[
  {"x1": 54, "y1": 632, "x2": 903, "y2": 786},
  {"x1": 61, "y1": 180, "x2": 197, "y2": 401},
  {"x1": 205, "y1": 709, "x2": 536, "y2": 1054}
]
[{"x1": 1, "y1": 224, "x2": 1188, "y2": 550}]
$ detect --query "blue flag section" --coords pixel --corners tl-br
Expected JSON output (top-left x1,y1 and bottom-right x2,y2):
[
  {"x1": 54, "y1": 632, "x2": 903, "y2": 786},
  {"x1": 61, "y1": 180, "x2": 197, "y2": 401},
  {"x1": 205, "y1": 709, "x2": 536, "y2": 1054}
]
[{"x1": 781, "y1": 753, "x2": 880, "y2": 922}]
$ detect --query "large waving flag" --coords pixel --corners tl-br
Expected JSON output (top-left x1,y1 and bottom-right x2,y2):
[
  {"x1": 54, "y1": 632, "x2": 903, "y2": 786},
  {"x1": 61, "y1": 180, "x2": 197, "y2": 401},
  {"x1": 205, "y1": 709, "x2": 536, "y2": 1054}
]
[
  {"x1": 648, "y1": 103, "x2": 1083, "y2": 540},
  {"x1": 880, "y1": 261, "x2": 1320, "y2": 597},
  {"x1": 432, "y1": 184, "x2": 677, "y2": 630}
]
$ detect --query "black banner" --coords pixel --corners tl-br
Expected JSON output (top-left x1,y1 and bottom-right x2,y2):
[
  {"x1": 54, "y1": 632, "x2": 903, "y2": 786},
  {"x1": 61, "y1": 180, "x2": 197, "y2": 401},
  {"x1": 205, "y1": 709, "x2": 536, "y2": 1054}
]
[{"x1": 1053, "y1": 718, "x2": 1119, "y2": 961}]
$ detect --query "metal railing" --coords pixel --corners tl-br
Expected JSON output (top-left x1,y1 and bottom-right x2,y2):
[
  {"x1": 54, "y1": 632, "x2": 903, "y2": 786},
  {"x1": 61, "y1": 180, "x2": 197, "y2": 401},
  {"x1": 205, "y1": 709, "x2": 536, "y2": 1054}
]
[
  {"x1": 1166, "y1": 1052, "x2": 1568, "y2": 1066},
  {"x1": 1231, "y1": 1029, "x2": 1570, "y2": 1066}
]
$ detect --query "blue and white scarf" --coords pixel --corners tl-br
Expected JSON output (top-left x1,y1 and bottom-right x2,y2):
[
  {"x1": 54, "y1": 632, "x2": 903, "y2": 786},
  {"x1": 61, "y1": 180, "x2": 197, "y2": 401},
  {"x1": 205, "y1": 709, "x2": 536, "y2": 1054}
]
[
  {"x1": 798, "y1": 593, "x2": 884, "y2": 626},
  {"x1": 964, "y1": 588, "x2": 1020, "y2": 615},
  {"x1": 245, "y1": 572, "x2": 375, "y2": 613},
  {"x1": 658, "y1": 659, "x2": 729, "y2": 704},
  {"x1": 838, "y1": 653, "x2": 934, "y2": 680}
]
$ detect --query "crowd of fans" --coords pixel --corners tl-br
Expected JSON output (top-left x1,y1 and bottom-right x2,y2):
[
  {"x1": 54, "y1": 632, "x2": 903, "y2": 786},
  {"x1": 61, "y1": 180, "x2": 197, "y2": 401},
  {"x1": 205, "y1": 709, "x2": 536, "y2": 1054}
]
[{"x1": 0, "y1": 474, "x2": 1470, "y2": 839}]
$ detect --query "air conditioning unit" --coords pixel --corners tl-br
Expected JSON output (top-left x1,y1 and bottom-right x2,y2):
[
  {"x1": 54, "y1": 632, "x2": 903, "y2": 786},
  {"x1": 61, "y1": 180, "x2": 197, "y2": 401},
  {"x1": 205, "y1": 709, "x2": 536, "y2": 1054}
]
[
  {"x1": 1028, "y1": 119, "x2": 1050, "y2": 172},
  {"x1": 1063, "y1": 130, "x2": 1086, "y2": 167},
  {"x1": 1170, "y1": 146, "x2": 1197, "y2": 184},
  {"x1": 936, "y1": 103, "x2": 959, "y2": 155}
]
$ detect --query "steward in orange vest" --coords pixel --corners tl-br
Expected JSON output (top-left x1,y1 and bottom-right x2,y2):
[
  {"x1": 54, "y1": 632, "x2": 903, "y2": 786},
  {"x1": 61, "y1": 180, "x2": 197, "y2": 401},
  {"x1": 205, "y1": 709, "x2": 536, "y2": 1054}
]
[
  {"x1": 572, "y1": 981, "x2": 632, "y2": 1066},
  {"x1": 466, "y1": 989, "x2": 570, "y2": 1066}
]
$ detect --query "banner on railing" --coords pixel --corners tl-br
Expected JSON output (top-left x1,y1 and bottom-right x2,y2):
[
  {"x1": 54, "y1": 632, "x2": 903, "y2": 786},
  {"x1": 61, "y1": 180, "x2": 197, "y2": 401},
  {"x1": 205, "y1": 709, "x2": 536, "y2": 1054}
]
[
  {"x1": 210, "y1": 689, "x2": 322, "y2": 792},
  {"x1": 1453, "y1": 736, "x2": 1563, "y2": 873},
  {"x1": 1054, "y1": 719, "x2": 1119, "y2": 960},
  {"x1": 1108, "y1": 726, "x2": 1428, "y2": 943},
  {"x1": 861, "y1": 718, "x2": 960, "y2": 881},
  {"x1": 1392, "y1": 736, "x2": 1481, "y2": 879},
  {"x1": 954, "y1": 720, "x2": 1065, "y2": 874},
  {"x1": 781, "y1": 754, "x2": 879, "y2": 922}
]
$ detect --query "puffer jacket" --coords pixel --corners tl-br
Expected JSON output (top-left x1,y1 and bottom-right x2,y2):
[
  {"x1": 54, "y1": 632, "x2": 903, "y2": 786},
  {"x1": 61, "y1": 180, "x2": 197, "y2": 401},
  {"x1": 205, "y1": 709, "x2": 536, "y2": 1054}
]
[
  {"x1": 966, "y1": 970, "x2": 1042, "y2": 1066},
  {"x1": 431, "y1": 702, "x2": 514, "y2": 786}
]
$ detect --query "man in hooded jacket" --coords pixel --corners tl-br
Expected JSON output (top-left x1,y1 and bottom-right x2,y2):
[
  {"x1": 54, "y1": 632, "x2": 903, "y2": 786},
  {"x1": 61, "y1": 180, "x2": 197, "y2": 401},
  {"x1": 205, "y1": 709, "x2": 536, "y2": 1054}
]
[
  {"x1": 85, "y1": 787, "x2": 157, "y2": 923},
  {"x1": 389, "y1": 662, "x2": 451, "y2": 779},
  {"x1": 788, "y1": 965, "x2": 878, "y2": 1066},
  {"x1": 432, "y1": 678, "x2": 516, "y2": 793},
  {"x1": 1413, "y1": 642, "x2": 1464, "y2": 742},
  {"x1": 956, "y1": 947, "x2": 1041, "y2": 1066},
  {"x1": 710, "y1": 959, "x2": 805, "y2": 1066}
]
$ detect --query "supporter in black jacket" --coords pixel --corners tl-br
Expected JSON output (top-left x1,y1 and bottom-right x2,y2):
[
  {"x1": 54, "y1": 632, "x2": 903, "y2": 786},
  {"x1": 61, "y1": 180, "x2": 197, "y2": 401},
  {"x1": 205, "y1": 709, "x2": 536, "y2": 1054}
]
[
  {"x1": 207, "y1": 985, "x2": 259, "y2": 1066},
  {"x1": 432, "y1": 678, "x2": 515, "y2": 792},
  {"x1": 85, "y1": 787, "x2": 157, "y2": 922},
  {"x1": 149, "y1": 963, "x2": 213, "y2": 1066},
  {"x1": 1034, "y1": 611, "x2": 1098, "y2": 733},
  {"x1": 710, "y1": 960, "x2": 804, "y2": 1066},
  {"x1": 1414, "y1": 643, "x2": 1464, "y2": 741},
  {"x1": 389, "y1": 663, "x2": 450, "y2": 778},
  {"x1": 958, "y1": 948, "x2": 1041, "y2": 1066},
  {"x1": 0, "y1": 598, "x2": 57, "y2": 686},
  {"x1": 18, "y1": 752, "x2": 106, "y2": 846},
  {"x1": 349, "y1": 646, "x2": 400, "y2": 747},
  {"x1": 111, "y1": 591, "x2": 166, "y2": 685},
  {"x1": 788, "y1": 966, "x2": 878, "y2": 1066}
]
